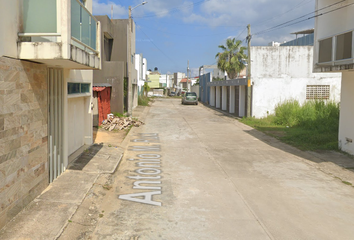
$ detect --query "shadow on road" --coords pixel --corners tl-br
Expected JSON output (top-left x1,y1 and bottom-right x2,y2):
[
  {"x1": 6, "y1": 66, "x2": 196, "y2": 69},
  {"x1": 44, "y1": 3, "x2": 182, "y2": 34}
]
[
  {"x1": 203, "y1": 102, "x2": 354, "y2": 172},
  {"x1": 68, "y1": 144, "x2": 104, "y2": 171}
]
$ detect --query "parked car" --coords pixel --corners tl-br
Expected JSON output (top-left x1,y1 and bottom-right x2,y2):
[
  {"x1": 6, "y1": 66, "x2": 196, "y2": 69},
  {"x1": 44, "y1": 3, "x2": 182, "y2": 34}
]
[
  {"x1": 169, "y1": 91, "x2": 176, "y2": 97},
  {"x1": 181, "y1": 92, "x2": 198, "y2": 105}
]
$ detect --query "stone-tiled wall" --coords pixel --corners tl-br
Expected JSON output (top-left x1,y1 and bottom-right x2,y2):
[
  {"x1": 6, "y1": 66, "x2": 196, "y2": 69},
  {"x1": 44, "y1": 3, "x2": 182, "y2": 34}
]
[{"x1": 0, "y1": 57, "x2": 48, "y2": 229}]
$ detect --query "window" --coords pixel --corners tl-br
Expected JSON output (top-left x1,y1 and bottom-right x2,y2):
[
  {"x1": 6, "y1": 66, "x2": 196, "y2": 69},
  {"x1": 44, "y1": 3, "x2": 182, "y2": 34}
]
[
  {"x1": 306, "y1": 85, "x2": 330, "y2": 100},
  {"x1": 68, "y1": 83, "x2": 90, "y2": 94},
  {"x1": 318, "y1": 37, "x2": 332, "y2": 63},
  {"x1": 336, "y1": 31, "x2": 352, "y2": 61},
  {"x1": 104, "y1": 36, "x2": 113, "y2": 61}
]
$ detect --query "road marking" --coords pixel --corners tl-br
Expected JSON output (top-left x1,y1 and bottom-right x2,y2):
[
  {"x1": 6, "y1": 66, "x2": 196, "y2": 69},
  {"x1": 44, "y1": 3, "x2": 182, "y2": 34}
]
[{"x1": 119, "y1": 133, "x2": 163, "y2": 206}]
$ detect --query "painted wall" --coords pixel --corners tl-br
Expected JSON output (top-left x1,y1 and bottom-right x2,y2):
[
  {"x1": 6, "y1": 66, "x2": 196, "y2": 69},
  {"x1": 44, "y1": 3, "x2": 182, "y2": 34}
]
[
  {"x1": 65, "y1": 69, "x2": 93, "y2": 157},
  {"x1": 94, "y1": 15, "x2": 125, "y2": 114},
  {"x1": 0, "y1": 57, "x2": 49, "y2": 229},
  {"x1": 0, "y1": 0, "x2": 20, "y2": 58},
  {"x1": 191, "y1": 85, "x2": 200, "y2": 97},
  {"x1": 148, "y1": 75, "x2": 160, "y2": 88},
  {"x1": 251, "y1": 46, "x2": 342, "y2": 118},
  {"x1": 339, "y1": 72, "x2": 354, "y2": 155},
  {"x1": 199, "y1": 73, "x2": 211, "y2": 104}
]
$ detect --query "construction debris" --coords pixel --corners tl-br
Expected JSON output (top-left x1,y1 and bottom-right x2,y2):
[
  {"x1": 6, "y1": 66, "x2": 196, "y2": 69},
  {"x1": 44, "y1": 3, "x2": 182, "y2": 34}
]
[{"x1": 101, "y1": 116, "x2": 144, "y2": 131}]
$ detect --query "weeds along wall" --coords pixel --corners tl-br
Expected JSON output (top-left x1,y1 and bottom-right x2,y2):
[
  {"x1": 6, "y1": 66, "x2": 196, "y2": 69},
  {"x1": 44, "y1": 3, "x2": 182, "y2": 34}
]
[{"x1": 250, "y1": 46, "x2": 342, "y2": 118}]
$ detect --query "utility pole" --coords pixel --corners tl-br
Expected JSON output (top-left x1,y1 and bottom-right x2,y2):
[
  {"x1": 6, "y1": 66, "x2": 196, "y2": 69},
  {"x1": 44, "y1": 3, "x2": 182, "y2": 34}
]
[
  {"x1": 187, "y1": 60, "x2": 190, "y2": 92},
  {"x1": 127, "y1": 6, "x2": 132, "y2": 116},
  {"x1": 246, "y1": 24, "x2": 252, "y2": 118}
]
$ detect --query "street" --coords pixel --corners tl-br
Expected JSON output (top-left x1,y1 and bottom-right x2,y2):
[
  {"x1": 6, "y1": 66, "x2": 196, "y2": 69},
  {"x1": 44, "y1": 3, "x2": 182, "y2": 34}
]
[{"x1": 60, "y1": 98, "x2": 354, "y2": 240}]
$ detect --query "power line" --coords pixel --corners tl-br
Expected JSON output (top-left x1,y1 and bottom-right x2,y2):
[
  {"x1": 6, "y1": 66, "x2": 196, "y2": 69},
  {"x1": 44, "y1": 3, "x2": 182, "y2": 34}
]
[
  {"x1": 138, "y1": 26, "x2": 178, "y2": 65},
  {"x1": 255, "y1": 0, "x2": 353, "y2": 36},
  {"x1": 254, "y1": 0, "x2": 348, "y2": 36},
  {"x1": 253, "y1": 0, "x2": 314, "y2": 28}
]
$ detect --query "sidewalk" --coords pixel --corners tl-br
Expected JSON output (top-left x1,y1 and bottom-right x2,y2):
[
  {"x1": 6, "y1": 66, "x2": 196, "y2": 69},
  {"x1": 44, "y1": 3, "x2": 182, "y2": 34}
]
[{"x1": 0, "y1": 105, "x2": 149, "y2": 240}]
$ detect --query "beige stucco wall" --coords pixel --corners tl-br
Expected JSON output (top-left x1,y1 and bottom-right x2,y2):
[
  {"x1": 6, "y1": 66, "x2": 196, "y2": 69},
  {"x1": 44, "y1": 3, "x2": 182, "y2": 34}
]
[
  {"x1": 0, "y1": 57, "x2": 49, "y2": 229},
  {"x1": 0, "y1": 0, "x2": 20, "y2": 58}
]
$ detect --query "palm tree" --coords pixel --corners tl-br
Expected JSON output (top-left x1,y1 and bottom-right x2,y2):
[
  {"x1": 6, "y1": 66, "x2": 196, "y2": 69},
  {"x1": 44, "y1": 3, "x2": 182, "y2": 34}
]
[{"x1": 215, "y1": 38, "x2": 247, "y2": 80}]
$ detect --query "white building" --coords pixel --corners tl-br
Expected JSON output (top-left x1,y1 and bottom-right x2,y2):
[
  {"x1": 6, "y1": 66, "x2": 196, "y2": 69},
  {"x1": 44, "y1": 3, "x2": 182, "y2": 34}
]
[
  {"x1": 206, "y1": 46, "x2": 341, "y2": 118},
  {"x1": 173, "y1": 72, "x2": 186, "y2": 91},
  {"x1": 159, "y1": 74, "x2": 171, "y2": 88},
  {"x1": 0, "y1": 0, "x2": 100, "y2": 228},
  {"x1": 314, "y1": 0, "x2": 354, "y2": 155},
  {"x1": 135, "y1": 53, "x2": 147, "y2": 95}
]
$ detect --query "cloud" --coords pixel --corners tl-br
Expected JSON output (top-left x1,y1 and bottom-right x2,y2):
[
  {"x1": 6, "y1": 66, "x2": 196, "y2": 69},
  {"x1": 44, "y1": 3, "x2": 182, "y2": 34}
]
[
  {"x1": 92, "y1": 0, "x2": 126, "y2": 18},
  {"x1": 181, "y1": 0, "x2": 315, "y2": 45}
]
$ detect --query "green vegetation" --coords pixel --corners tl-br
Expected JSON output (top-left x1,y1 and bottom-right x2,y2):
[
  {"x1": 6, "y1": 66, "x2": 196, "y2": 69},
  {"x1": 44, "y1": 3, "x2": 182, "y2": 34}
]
[
  {"x1": 112, "y1": 112, "x2": 125, "y2": 118},
  {"x1": 215, "y1": 38, "x2": 247, "y2": 79},
  {"x1": 138, "y1": 95, "x2": 151, "y2": 106},
  {"x1": 240, "y1": 100, "x2": 340, "y2": 151},
  {"x1": 143, "y1": 82, "x2": 150, "y2": 97}
]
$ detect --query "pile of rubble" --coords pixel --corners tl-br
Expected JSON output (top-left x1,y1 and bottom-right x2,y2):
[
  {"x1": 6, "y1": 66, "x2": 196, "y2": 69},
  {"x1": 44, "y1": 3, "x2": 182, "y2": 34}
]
[{"x1": 101, "y1": 116, "x2": 145, "y2": 131}]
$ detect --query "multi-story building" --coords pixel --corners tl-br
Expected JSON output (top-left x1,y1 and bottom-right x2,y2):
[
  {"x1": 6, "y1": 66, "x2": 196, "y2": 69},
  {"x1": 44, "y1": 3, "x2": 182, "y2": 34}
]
[{"x1": 0, "y1": 0, "x2": 100, "y2": 228}]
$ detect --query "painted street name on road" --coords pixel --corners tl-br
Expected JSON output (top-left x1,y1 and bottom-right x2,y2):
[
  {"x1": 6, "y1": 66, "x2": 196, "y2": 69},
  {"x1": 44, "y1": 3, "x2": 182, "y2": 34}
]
[{"x1": 119, "y1": 133, "x2": 163, "y2": 206}]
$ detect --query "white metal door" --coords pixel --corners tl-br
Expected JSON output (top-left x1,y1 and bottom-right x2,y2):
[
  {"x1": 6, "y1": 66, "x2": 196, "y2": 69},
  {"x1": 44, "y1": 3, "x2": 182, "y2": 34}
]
[{"x1": 48, "y1": 68, "x2": 64, "y2": 182}]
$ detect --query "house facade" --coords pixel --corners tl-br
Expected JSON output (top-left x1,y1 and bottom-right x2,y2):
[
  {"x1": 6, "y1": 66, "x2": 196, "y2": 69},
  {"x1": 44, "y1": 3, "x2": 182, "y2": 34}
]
[
  {"x1": 313, "y1": 0, "x2": 354, "y2": 155},
  {"x1": 0, "y1": 0, "x2": 100, "y2": 229},
  {"x1": 93, "y1": 15, "x2": 125, "y2": 117},
  {"x1": 135, "y1": 53, "x2": 147, "y2": 95}
]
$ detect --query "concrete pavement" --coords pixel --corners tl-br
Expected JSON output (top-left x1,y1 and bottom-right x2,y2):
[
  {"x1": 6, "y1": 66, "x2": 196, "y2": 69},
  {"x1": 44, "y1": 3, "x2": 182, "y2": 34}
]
[
  {"x1": 1, "y1": 98, "x2": 354, "y2": 239},
  {"x1": 0, "y1": 106, "x2": 149, "y2": 240}
]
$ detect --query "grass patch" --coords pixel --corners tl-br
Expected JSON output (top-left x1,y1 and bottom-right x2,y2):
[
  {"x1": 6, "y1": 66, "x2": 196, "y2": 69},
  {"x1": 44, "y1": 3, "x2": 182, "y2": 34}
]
[
  {"x1": 138, "y1": 95, "x2": 151, "y2": 106},
  {"x1": 342, "y1": 181, "x2": 352, "y2": 186},
  {"x1": 240, "y1": 100, "x2": 339, "y2": 151},
  {"x1": 112, "y1": 112, "x2": 126, "y2": 118}
]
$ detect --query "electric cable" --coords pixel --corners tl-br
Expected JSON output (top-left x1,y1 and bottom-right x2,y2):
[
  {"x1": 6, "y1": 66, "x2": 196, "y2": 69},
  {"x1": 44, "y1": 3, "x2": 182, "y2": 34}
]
[
  {"x1": 138, "y1": 26, "x2": 178, "y2": 66},
  {"x1": 255, "y1": 0, "x2": 354, "y2": 36},
  {"x1": 254, "y1": 0, "x2": 348, "y2": 36}
]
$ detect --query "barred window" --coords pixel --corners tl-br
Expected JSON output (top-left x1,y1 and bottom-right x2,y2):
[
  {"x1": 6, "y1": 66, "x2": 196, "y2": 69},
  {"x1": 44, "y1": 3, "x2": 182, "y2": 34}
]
[{"x1": 306, "y1": 85, "x2": 330, "y2": 100}]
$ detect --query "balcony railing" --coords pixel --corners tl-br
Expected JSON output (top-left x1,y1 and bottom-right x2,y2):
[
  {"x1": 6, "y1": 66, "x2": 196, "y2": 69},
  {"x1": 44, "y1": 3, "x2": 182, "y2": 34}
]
[
  {"x1": 318, "y1": 31, "x2": 354, "y2": 66},
  {"x1": 71, "y1": 0, "x2": 97, "y2": 52},
  {"x1": 19, "y1": 0, "x2": 98, "y2": 53}
]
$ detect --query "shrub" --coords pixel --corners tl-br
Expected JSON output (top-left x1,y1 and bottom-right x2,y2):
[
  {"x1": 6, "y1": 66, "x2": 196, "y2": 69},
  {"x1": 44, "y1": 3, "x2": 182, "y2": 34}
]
[
  {"x1": 138, "y1": 95, "x2": 150, "y2": 106},
  {"x1": 273, "y1": 100, "x2": 301, "y2": 126}
]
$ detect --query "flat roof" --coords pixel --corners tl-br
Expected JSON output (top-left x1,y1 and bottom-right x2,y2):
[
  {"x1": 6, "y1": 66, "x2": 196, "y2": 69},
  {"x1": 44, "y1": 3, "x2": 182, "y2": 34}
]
[{"x1": 291, "y1": 29, "x2": 314, "y2": 35}]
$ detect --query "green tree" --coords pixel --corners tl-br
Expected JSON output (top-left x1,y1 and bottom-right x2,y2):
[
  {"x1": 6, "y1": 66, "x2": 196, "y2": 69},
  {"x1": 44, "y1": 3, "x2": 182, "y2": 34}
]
[{"x1": 215, "y1": 38, "x2": 247, "y2": 79}]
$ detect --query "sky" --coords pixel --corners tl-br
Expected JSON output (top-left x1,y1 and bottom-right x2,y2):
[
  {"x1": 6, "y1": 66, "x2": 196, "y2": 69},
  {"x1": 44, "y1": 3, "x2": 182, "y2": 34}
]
[{"x1": 92, "y1": 0, "x2": 316, "y2": 76}]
